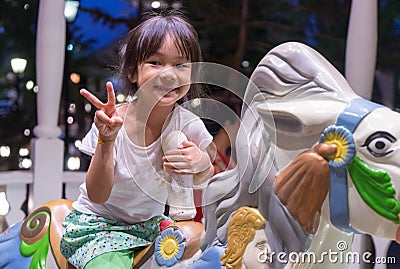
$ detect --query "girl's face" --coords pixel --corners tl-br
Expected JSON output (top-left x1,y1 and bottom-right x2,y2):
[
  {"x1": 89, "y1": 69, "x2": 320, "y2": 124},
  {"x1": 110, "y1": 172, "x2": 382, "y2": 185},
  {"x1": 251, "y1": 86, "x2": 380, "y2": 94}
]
[{"x1": 135, "y1": 34, "x2": 192, "y2": 107}]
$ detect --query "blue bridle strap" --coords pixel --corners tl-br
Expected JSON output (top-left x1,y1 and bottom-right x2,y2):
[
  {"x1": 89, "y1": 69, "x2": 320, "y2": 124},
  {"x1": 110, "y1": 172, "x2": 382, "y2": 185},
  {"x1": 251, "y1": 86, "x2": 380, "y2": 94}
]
[{"x1": 329, "y1": 98, "x2": 383, "y2": 233}]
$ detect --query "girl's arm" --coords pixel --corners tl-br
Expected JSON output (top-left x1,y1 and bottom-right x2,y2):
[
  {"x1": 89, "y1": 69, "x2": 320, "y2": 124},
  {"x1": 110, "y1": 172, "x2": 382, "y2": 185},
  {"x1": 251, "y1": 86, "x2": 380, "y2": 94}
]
[
  {"x1": 80, "y1": 82, "x2": 123, "y2": 203},
  {"x1": 86, "y1": 137, "x2": 116, "y2": 203}
]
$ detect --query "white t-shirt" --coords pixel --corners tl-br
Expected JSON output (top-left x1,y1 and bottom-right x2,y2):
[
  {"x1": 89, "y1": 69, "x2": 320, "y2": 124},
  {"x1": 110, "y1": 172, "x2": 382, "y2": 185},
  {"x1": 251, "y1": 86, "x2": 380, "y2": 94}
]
[{"x1": 74, "y1": 105, "x2": 213, "y2": 224}]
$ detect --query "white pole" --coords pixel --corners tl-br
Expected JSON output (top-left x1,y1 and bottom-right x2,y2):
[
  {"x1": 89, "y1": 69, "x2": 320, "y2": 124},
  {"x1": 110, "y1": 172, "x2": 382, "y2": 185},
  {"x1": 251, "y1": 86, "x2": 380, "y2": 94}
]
[
  {"x1": 31, "y1": 0, "x2": 65, "y2": 210},
  {"x1": 346, "y1": 2, "x2": 380, "y2": 269},
  {"x1": 345, "y1": 0, "x2": 378, "y2": 100},
  {"x1": 162, "y1": 131, "x2": 196, "y2": 221}
]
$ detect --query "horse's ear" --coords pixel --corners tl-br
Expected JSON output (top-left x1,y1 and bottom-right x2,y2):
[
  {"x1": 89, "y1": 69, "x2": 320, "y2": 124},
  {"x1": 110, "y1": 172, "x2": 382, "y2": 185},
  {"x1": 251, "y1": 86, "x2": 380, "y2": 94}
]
[{"x1": 257, "y1": 100, "x2": 347, "y2": 150}]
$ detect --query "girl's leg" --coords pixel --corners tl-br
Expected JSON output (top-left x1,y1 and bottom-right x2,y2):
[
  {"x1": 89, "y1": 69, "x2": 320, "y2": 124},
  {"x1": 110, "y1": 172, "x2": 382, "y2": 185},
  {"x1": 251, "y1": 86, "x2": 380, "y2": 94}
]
[{"x1": 84, "y1": 249, "x2": 134, "y2": 269}]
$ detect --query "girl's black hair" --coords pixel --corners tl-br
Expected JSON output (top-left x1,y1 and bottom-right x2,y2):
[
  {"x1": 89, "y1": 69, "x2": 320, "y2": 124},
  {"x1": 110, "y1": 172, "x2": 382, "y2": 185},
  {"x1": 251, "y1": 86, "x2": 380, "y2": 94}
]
[{"x1": 119, "y1": 9, "x2": 203, "y2": 100}]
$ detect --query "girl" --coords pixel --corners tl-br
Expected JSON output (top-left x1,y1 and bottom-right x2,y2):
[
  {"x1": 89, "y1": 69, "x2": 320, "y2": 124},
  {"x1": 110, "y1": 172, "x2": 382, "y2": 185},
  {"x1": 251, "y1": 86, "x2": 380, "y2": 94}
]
[{"x1": 60, "y1": 10, "x2": 214, "y2": 269}]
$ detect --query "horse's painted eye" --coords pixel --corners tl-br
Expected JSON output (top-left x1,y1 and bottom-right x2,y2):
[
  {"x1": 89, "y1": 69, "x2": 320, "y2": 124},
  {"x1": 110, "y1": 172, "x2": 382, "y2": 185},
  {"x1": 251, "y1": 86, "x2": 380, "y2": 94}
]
[{"x1": 362, "y1": 131, "x2": 396, "y2": 157}]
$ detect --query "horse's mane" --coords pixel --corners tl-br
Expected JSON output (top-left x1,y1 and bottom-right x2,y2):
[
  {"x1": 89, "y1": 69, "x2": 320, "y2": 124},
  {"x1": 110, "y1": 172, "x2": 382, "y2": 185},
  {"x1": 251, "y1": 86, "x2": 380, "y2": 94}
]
[{"x1": 248, "y1": 42, "x2": 358, "y2": 104}]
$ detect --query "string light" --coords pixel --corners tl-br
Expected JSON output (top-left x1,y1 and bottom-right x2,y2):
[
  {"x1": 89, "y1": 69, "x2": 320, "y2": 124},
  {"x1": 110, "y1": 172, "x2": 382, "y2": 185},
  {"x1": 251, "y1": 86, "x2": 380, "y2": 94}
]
[
  {"x1": 24, "y1": 129, "x2": 31, "y2": 136},
  {"x1": 84, "y1": 103, "x2": 92, "y2": 113},
  {"x1": 74, "y1": 140, "x2": 82, "y2": 148},
  {"x1": 19, "y1": 158, "x2": 32, "y2": 169},
  {"x1": 67, "y1": 157, "x2": 80, "y2": 170},
  {"x1": 19, "y1": 148, "x2": 29, "y2": 157},
  {"x1": 0, "y1": 146, "x2": 10, "y2": 158},
  {"x1": 26, "y1": 80, "x2": 34, "y2": 90},
  {"x1": 116, "y1": 93, "x2": 126, "y2": 103},
  {"x1": 151, "y1": 1, "x2": 161, "y2": 9}
]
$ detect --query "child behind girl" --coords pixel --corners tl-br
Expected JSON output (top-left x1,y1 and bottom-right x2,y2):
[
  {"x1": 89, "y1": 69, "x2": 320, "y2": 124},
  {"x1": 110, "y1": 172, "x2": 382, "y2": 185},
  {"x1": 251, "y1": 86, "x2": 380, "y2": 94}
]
[{"x1": 60, "y1": 10, "x2": 214, "y2": 269}]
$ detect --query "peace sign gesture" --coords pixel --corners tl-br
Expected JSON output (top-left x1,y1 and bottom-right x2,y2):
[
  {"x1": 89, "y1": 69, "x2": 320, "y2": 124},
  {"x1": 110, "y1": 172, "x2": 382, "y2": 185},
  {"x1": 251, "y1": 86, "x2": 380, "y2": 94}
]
[{"x1": 80, "y1": 81, "x2": 124, "y2": 140}]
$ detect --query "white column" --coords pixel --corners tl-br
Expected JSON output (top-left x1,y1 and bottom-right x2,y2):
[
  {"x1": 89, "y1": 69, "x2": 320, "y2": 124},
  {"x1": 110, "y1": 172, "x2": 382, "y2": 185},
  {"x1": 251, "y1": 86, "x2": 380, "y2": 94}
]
[
  {"x1": 345, "y1": 0, "x2": 378, "y2": 100},
  {"x1": 346, "y1": 3, "x2": 379, "y2": 268},
  {"x1": 31, "y1": 0, "x2": 65, "y2": 209}
]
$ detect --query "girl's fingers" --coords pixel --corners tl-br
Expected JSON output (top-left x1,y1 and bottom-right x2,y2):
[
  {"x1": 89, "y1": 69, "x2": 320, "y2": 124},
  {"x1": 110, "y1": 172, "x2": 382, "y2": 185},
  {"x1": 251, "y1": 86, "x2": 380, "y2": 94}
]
[
  {"x1": 106, "y1": 82, "x2": 116, "y2": 106},
  {"x1": 164, "y1": 146, "x2": 193, "y2": 156},
  {"x1": 171, "y1": 169, "x2": 190, "y2": 174},
  {"x1": 111, "y1": 115, "x2": 124, "y2": 126},
  {"x1": 163, "y1": 155, "x2": 188, "y2": 162},
  {"x1": 80, "y1": 82, "x2": 116, "y2": 109},
  {"x1": 95, "y1": 110, "x2": 124, "y2": 127},
  {"x1": 164, "y1": 162, "x2": 190, "y2": 171},
  {"x1": 80, "y1": 89, "x2": 104, "y2": 109},
  {"x1": 95, "y1": 110, "x2": 113, "y2": 125},
  {"x1": 163, "y1": 148, "x2": 182, "y2": 156},
  {"x1": 178, "y1": 140, "x2": 195, "y2": 148}
]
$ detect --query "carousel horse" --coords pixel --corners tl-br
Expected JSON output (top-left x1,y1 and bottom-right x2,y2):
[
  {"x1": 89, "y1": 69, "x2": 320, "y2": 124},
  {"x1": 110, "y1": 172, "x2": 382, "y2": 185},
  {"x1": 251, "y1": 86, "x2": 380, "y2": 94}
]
[{"x1": 197, "y1": 41, "x2": 400, "y2": 268}]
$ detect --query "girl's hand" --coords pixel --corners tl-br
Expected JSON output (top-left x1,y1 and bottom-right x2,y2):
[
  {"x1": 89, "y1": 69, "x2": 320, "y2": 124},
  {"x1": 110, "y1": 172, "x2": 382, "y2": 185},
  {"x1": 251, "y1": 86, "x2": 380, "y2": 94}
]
[
  {"x1": 80, "y1": 82, "x2": 123, "y2": 140},
  {"x1": 163, "y1": 140, "x2": 212, "y2": 174}
]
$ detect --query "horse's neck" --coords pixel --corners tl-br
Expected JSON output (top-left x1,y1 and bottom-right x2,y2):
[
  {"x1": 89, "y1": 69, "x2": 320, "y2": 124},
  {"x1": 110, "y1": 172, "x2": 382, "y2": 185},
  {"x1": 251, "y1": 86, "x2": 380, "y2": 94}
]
[{"x1": 304, "y1": 198, "x2": 354, "y2": 269}]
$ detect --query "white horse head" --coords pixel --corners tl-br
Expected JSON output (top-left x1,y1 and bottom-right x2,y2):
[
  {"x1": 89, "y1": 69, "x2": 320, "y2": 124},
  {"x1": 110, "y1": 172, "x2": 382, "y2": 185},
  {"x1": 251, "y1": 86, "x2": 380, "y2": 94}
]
[
  {"x1": 201, "y1": 41, "x2": 400, "y2": 268},
  {"x1": 254, "y1": 42, "x2": 400, "y2": 241}
]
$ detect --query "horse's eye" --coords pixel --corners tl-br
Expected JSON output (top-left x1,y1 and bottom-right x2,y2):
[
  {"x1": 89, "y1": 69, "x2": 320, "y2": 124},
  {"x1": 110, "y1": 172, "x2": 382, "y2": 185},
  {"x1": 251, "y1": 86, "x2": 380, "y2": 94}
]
[{"x1": 363, "y1": 131, "x2": 396, "y2": 157}]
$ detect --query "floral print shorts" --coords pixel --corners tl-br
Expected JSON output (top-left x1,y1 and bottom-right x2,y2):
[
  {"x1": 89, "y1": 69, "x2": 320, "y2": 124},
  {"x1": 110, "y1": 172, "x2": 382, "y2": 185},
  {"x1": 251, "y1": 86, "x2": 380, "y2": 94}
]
[{"x1": 60, "y1": 210, "x2": 167, "y2": 269}]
